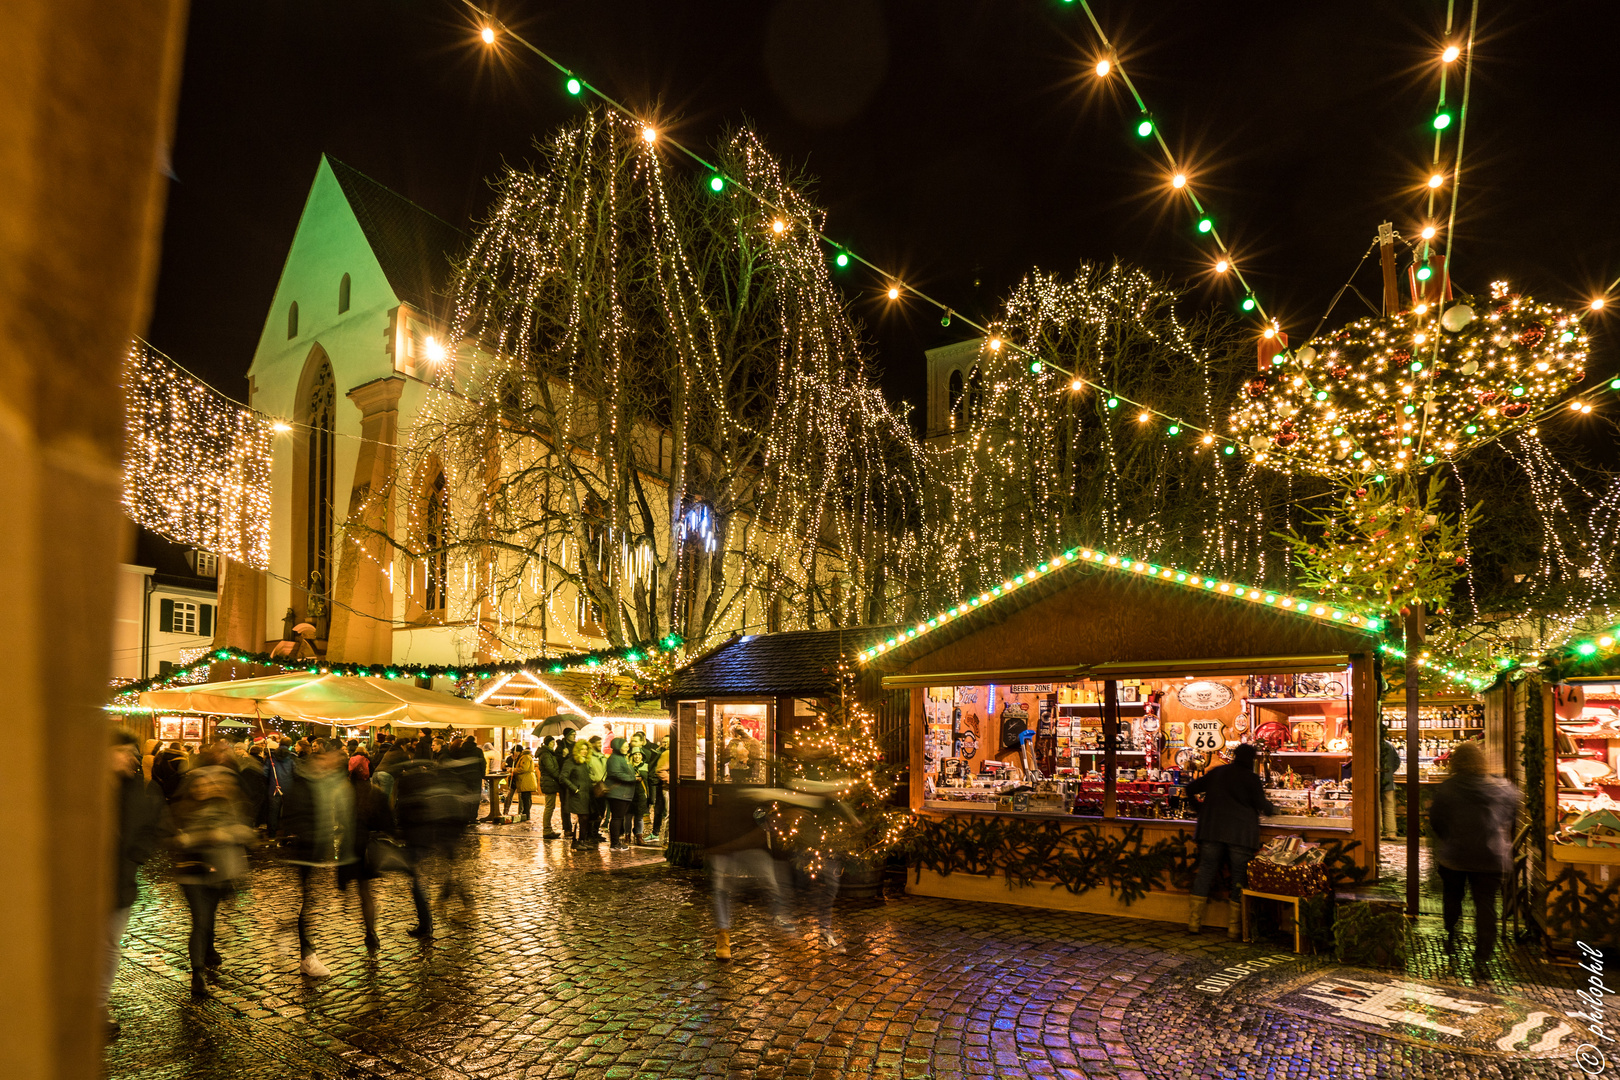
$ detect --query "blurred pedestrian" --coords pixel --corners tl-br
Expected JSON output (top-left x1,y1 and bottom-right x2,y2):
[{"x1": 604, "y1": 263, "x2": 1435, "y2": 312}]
[
  {"x1": 627, "y1": 733, "x2": 651, "y2": 844},
  {"x1": 1428, "y1": 740, "x2": 1519, "y2": 973},
  {"x1": 508, "y1": 742, "x2": 536, "y2": 822},
  {"x1": 104, "y1": 727, "x2": 161, "y2": 1038},
  {"x1": 347, "y1": 738, "x2": 371, "y2": 783},
  {"x1": 1381, "y1": 724, "x2": 1401, "y2": 840},
  {"x1": 392, "y1": 742, "x2": 468, "y2": 938},
  {"x1": 538, "y1": 735, "x2": 564, "y2": 839},
  {"x1": 141, "y1": 738, "x2": 159, "y2": 782},
  {"x1": 705, "y1": 785, "x2": 792, "y2": 961},
  {"x1": 167, "y1": 762, "x2": 254, "y2": 999},
  {"x1": 152, "y1": 741, "x2": 186, "y2": 801},
  {"x1": 279, "y1": 742, "x2": 359, "y2": 976},
  {"x1": 1185, "y1": 743, "x2": 1277, "y2": 939}
]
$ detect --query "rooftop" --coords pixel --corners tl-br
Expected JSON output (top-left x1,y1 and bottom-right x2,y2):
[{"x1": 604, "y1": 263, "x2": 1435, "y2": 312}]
[
  {"x1": 666, "y1": 626, "x2": 900, "y2": 701},
  {"x1": 327, "y1": 156, "x2": 466, "y2": 313}
]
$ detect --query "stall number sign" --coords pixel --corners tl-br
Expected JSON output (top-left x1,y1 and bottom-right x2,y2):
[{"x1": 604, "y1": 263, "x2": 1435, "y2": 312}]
[{"x1": 1189, "y1": 720, "x2": 1225, "y2": 752}]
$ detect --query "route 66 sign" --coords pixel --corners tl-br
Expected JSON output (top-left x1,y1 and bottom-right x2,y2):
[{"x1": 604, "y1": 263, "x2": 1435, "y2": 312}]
[{"x1": 1189, "y1": 720, "x2": 1225, "y2": 752}]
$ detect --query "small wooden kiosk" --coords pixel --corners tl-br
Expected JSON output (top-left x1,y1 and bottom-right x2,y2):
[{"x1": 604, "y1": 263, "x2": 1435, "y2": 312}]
[
  {"x1": 865, "y1": 550, "x2": 1383, "y2": 927},
  {"x1": 662, "y1": 627, "x2": 902, "y2": 864}
]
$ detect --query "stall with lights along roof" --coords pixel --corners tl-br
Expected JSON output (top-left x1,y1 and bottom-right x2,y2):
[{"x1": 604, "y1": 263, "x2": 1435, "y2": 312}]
[{"x1": 863, "y1": 546, "x2": 1389, "y2": 927}]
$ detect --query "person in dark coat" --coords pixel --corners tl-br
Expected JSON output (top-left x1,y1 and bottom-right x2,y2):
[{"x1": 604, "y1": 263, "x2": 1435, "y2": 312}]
[
  {"x1": 1380, "y1": 726, "x2": 1401, "y2": 840},
  {"x1": 104, "y1": 727, "x2": 161, "y2": 1038},
  {"x1": 166, "y1": 764, "x2": 254, "y2": 1000},
  {"x1": 277, "y1": 742, "x2": 359, "y2": 975},
  {"x1": 1428, "y1": 739, "x2": 1519, "y2": 971},
  {"x1": 560, "y1": 740, "x2": 599, "y2": 850},
  {"x1": 1185, "y1": 743, "x2": 1277, "y2": 938},
  {"x1": 604, "y1": 737, "x2": 639, "y2": 850},
  {"x1": 538, "y1": 735, "x2": 565, "y2": 839},
  {"x1": 152, "y1": 741, "x2": 187, "y2": 801},
  {"x1": 391, "y1": 745, "x2": 468, "y2": 938},
  {"x1": 263, "y1": 738, "x2": 295, "y2": 837}
]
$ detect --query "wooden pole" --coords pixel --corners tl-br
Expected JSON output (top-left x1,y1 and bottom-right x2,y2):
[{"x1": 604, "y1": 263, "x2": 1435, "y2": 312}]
[
  {"x1": 1103, "y1": 679, "x2": 1119, "y2": 819},
  {"x1": 1378, "y1": 222, "x2": 1400, "y2": 316},
  {"x1": 1404, "y1": 603, "x2": 1425, "y2": 917}
]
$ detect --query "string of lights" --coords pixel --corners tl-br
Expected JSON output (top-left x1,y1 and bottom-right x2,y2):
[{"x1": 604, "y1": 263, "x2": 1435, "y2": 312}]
[
  {"x1": 1071, "y1": 0, "x2": 1271, "y2": 325},
  {"x1": 454, "y1": 0, "x2": 1246, "y2": 451},
  {"x1": 123, "y1": 341, "x2": 275, "y2": 569},
  {"x1": 857, "y1": 541, "x2": 1384, "y2": 666}
]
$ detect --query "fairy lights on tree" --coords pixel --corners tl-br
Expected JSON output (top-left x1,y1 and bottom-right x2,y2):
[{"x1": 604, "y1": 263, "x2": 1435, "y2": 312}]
[
  {"x1": 1228, "y1": 287, "x2": 1591, "y2": 479},
  {"x1": 378, "y1": 111, "x2": 928, "y2": 660},
  {"x1": 123, "y1": 341, "x2": 274, "y2": 569}
]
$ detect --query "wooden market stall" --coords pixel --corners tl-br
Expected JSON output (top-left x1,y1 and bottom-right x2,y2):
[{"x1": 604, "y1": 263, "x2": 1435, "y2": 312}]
[
  {"x1": 661, "y1": 627, "x2": 903, "y2": 865},
  {"x1": 864, "y1": 550, "x2": 1385, "y2": 928}
]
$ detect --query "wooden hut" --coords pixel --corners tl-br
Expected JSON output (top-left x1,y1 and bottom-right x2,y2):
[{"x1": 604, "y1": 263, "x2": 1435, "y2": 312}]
[{"x1": 863, "y1": 548, "x2": 1384, "y2": 927}]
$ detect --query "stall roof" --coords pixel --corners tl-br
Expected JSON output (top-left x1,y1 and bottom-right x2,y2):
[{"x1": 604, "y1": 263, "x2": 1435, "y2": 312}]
[
  {"x1": 666, "y1": 626, "x2": 900, "y2": 702},
  {"x1": 866, "y1": 557, "x2": 1378, "y2": 682}
]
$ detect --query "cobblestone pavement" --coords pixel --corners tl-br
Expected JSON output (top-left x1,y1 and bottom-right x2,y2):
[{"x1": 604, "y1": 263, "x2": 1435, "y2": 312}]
[{"x1": 105, "y1": 821, "x2": 1599, "y2": 1080}]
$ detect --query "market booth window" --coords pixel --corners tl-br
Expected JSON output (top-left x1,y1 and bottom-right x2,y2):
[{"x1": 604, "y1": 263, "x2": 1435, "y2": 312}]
[{"x1": 920, "y1": 662, "x2": 1355, "y2": 829}]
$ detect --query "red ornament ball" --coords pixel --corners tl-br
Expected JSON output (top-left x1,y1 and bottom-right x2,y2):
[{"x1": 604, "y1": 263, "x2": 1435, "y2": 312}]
[
  {"x1": 1331, "y1": 365, "x2": 1349, "y2": 379},
  {"x1": 1391, "y1": 347, "x2": 1412, "y2": 363},
  {"x1": 1517, "y1": 323, "x2": 1546, "y2": 348},
  {"x1": 1247, "y1": 376, "x2": 1270, "y2": 398},
  {"x1": 1503, "y1": 401, "x2": 1530, "y2": 418},
  {"x1": 1479, "y1": 391, "x2": 1502, "y2": 406}
]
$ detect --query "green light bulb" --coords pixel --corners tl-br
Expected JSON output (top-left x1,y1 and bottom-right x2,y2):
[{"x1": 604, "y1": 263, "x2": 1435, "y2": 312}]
[
  {"x1": 1423, "y1": 454, "x2": 1435, "y2": 463},
  {"x1": 709, "y1": 175, "x2": 725, "y2": 192},
  {"x1": 1332, "y1": 426, "x2": 1344, "y2": 436},
  {"x1": 566, "y1": 77, "x2": 583, "y2": 96},
  {"x1": 1241, "y1": 297, "x2": 1256, "y2": 312},
  {"x1": 1410, "y1": 361, "x2": 1423, "y2": 372},
  {"x1": 1432, "y1": 109, "x2": 1453, "y2": 131},
  {"x1": 1106, "y1": 397, "x2": 1118, "y2": 409},
  {"x1": 1577, "y1": 641, "x2": 1598, "y2": 656},
  {"x1": 1136, "y1": 118, "x2": 1154, "y2": 138},
  {"x1": 1167, "y1": 424, "x2": 1179, "y2": 435},
  {"x1": 1223, "y1": 445, "x2": 1235, "y2": 455},
  {"x1": 1315, "y1": 390, "x2": 1328, "y2": 401},
  {"x1": 1197, "y1": 217, "x2": 1213, "y2": 234},
  {"x1": 1416, "y1": 264, "x2": 1433, "y2": 282},
  {"x1": 1511, "y1": 386, "x2": 1525, "y2": 396},
  {"x1": 1609, "y1": 378, "x2": 1619, "y2": 390},
  {"x1": 1373, "y1": 473, "x2": 1386, "y2": 482},
  {"x1": 835, "y1": 252, "x2": 849, "y2": 268},
  {"x1": 1030, "y1": 361, "x2": 1042, "y2": 375}
]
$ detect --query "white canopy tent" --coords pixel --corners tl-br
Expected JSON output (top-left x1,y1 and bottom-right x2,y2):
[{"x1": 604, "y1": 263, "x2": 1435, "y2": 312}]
[{"x1": 139, "y1": 672, "x2": 527, "y2": 729}]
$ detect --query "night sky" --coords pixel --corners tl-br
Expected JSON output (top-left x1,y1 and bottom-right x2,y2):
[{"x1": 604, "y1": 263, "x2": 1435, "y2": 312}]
[{"x1": 146, "y1": 0, "x2": 1619, "y2": 419}]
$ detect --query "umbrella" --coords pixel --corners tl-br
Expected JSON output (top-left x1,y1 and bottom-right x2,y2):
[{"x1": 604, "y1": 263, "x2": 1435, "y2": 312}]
[
  {"x1": 140, "y1": 672, "x2": 527, "y2": 729},
  {"x1": 531, "y1": 712, "x2": 590, "y2": 738}
]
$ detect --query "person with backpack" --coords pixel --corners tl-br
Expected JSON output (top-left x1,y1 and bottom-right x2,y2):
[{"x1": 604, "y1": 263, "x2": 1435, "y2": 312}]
[
  {"x1": 166, "y1": 758, "x2": 254, "y2": 999},
  {"x1": 508, "y1": 743, "x2": 537, "y2": 822}
]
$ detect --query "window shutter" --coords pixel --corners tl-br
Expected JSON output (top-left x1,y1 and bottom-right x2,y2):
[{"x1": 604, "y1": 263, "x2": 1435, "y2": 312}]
[
  {"x1": 199, "y1": 604, "x2": 213, "y2": 637},
  {"x1": 160, "y1": 598, "x2": 174, "y2": 633}
]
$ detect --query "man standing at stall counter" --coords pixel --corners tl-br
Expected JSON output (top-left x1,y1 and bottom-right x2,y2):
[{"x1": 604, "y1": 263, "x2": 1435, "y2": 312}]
[{"x1": 1185, "y1": 743, "x2": 1278, "y2": 939}]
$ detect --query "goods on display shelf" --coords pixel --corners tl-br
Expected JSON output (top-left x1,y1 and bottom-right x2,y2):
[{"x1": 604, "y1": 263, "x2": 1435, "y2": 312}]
[
  {"x1": 1551, "y1": 682, "x2": 1620, "y2": 814},
  {"x1": 1381, "y1": 697, "x2": 1486, "y2": 784},
  {"x1": 920, "y1": 668, "x2": 1354, "y2": 828}
]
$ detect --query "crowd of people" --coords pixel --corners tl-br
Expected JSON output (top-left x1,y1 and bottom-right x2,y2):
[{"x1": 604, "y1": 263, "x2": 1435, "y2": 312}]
[{"x1": 107, "y1": 724, "x2": 673, "y2": 1039}]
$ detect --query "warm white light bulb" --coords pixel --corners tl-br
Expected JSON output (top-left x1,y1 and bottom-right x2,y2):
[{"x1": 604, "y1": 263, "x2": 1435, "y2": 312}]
[
  {"x1": 1095, "y1": 59, "x2": 1111, "y2": 77},
  {"x1": 1171, "y1": 173, "x2": 1187, "y2": 189},
  {"x1": 1138, "y1": 411, "x2": 1150, "y2": 423},
  {"x1": 887, "y1": 286, "x2": 900, "y2": 300},
  {"x1": 1262, "y1": 327, "x2": 1276, "y2": 339},
  {"x1": 772, "y1": 219, "x2": 785, "y2": 234},
  {"x1": 272, "y1": 421, "x2": 292, "y2": 434},
  {"x1": 1214, "y1": 259, "x2": 1229, "y2": 273},
  {"x1": 1428, "y1": 173, "x2": 1444, "y2": 189},
  {"x1": 988, "y1": 337, "x2": 1002, "y2": 351},
  {"x1": 481, "y1": 26, "x2": 496, "y2": 44},
  {"x1": 1593, "y1": 297, "x2": 1608, "y2": 312},
  {"x1": 1070, "y1": 379, "x2": 1084, "y2": 391},
  {"x1": 641, "y1": 126, "x2": 657, "y2": 143},
  {"x1": 424, "y1": 335, "x2": 447, "y2": 363},
  {"x1": 1421, "y1": 225, "x2": 1437, "y2": 240},
  {"x1": 1442, "y1": 44, "x2": 1460, "y2": 63},
  {"x1": 1414, "y1": 303, "x2": 1429, "y2": 315}
]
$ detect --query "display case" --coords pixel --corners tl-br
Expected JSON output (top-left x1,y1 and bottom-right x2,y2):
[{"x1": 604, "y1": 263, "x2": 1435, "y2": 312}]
[
  {"x1": 920, "y1": 667, "x2": 1355, "y2": 831},
  {"x1": 1382, "y1": 696, "x2": 1486, "y2": 785}
]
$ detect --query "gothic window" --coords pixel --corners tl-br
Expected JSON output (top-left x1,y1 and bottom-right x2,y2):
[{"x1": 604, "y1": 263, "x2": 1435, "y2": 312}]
[
  {"x1": 338, "y1": 273, "x2": 351, "y2": 314},
  {"x1": 287, "y1": 301, "x2": 299, "y2": 339},
  {"x1": 301, "y1": 357, "x2": 336, "y2": 618},
  {"x1": 423, "y1": 470, "x2": 449, "y2": 616},
  {"x1": 948, "y1": 369, "x2": 965, "y2": 428}
]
